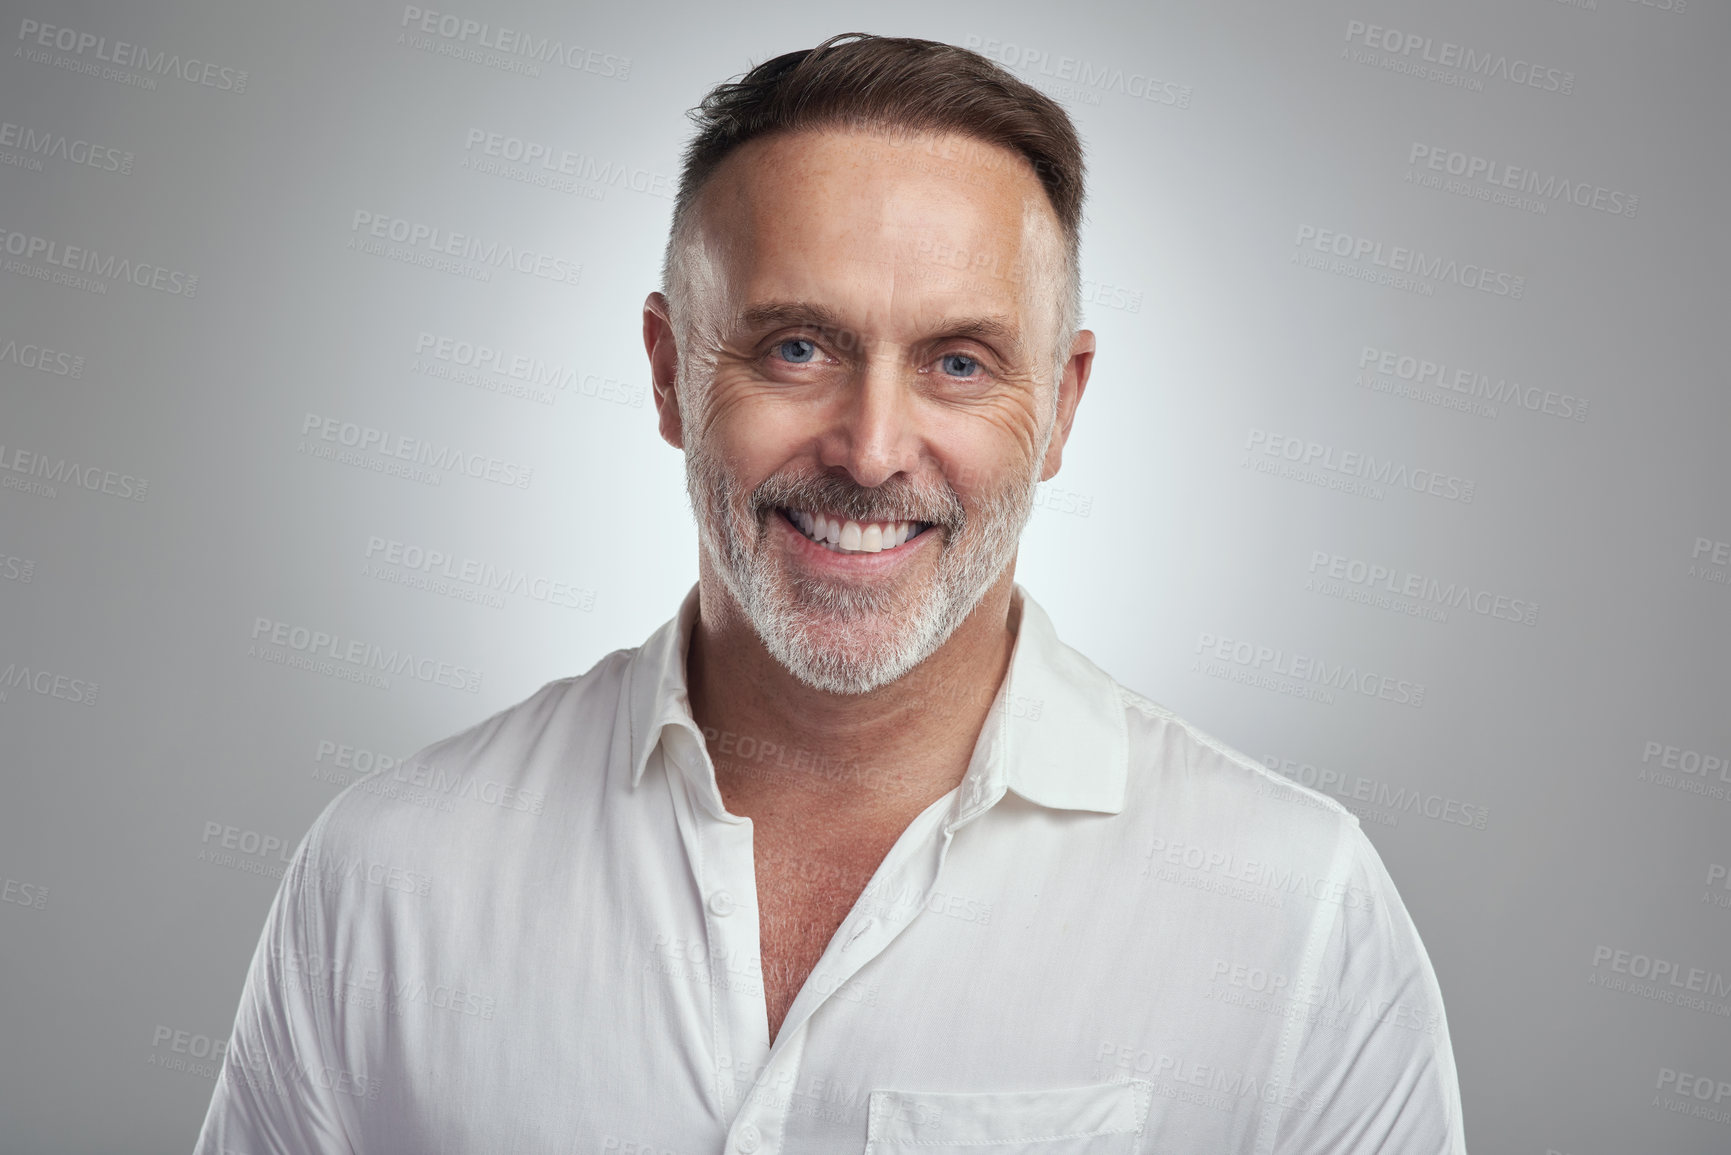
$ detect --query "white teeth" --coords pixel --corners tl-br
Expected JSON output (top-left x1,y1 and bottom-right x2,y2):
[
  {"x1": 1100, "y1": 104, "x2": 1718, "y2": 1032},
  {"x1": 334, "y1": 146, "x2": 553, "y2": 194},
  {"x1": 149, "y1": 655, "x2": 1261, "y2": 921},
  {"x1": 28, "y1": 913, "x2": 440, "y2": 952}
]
[{"x1": 786, "y1": 509, "x2": 924, "y2": 554}]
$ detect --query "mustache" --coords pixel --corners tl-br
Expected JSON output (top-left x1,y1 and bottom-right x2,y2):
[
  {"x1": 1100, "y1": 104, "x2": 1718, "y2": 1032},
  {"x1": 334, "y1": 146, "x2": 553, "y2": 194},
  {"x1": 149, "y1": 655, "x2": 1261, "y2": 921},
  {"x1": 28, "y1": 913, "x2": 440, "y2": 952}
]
[{"x1": 748, "y1": 470, "x2": 965, "y2": 530}]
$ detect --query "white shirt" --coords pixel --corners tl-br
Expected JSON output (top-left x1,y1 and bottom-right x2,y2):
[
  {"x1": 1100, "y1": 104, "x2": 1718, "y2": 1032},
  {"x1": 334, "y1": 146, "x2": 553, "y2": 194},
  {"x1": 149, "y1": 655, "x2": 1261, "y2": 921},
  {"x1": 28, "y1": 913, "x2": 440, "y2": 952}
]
[{"x1": 196, "y1": 583, "x2": 1467, "y2": 1154}]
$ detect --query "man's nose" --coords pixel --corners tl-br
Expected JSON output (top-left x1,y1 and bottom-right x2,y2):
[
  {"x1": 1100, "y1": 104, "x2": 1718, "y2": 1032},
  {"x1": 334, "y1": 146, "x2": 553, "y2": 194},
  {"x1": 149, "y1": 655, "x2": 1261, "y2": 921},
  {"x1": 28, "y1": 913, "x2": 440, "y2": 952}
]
[{"x1": 819, "y1": 358, "x2": 923, "y2": 489}]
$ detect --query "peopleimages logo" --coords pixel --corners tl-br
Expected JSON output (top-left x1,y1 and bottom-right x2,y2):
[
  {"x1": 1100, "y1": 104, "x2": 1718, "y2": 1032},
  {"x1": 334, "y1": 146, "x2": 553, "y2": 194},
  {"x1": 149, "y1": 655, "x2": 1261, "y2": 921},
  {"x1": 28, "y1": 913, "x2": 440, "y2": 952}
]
[
  {"x1": 146, "y1": 1025, "x2": 230, "y2": 1080},
  {"x1": 1204, "y1": 958, "x2": 1442, "y2": 1036},
  {"x1": 0, "y1": 660, "x2": 99, "y2": 706},
  {"x1": 1294, "y1": 225, "x2": 1525, "y2": 299},
  {"x1": 0, "y1": 334, "x2": 85, "y2": 378},
  {"x1": 0, "y1": 549, "x2": 35, "y2": 583},
  {"x1": 312, "y1": 740, "x2": 545, "y2": 814},
  {"x1": 363, "y1": 535, "x2": 595, "y2": 611},
  {"x1": 0, "y1": 118, "x2": 133, "y2": 175},
  {"x1": 962, "y1": 35, "x2": 1192, "y2": 108},
  {"x1": 1705, "y1": 863, "x2": 1731, "y2": 911},
  {"x1": 1147, "y1": 837, "x2": 1376, "y2": 911},
  {"x1": 0, "y1": 442, "x2": 149, "y2": 502},
  {"x1": 348, "y1": 211, "x2": 581, "y2": 287},
  {"x1": 1306, "y1": 550, "x2": 1538, "y2": 627},
  {"x1": 1654, "y1": 1066, "x2": 1731, "y2": 1126},
  {"x1": 1358, "y1": 344, "x2": 1588, "y2": 422},
  {"x1": 197, "y1": 820, "x2": 294, "y2": 881},
  {"x1": 1244, "y1": 428, "x2": 1475, "y2": 504},
  {"x1": 1093, "y1": 1042, "x2": 1330, "y2": 1116},
  {"x1": 247, "y1": 617, "x2": 483, "y2": 694},
  {"x1": 15, "y1": 18, "x2": 249, "y2": 92},
  {"x1": 460, "y1": 130, "x2": 672, "y2": 200},
  {"x1": 0, "y1": 222, "x2": 198, "y2": 296},
  {"x1": 398, "y1": 6, "x2": 630, "y2": 79},
  {"x1": 1408, "y1": 143, "x2": 1637, "y2": 218},
  {"x1": 2, "y1": 873, "x2": 49, "y2": 910},
  {"x1": 279, "y1": 951, "x2": 499, "y2": 1022},
  {"x1": 299, "y1": 412, "x2": 533, "y2": 490},
  {"x1": 1589, "y1": 944, "x2": 1731, "y2": 1017},
  {"x1": 1690, "y1": 536, "x2": 1730, "y2": 588},
  {"x1": 1637, "y1": 739, "x2": 1731, "y2": 802},
  {"x1": 411, "y1": 331, "x2": 645, "y2": 408},
  {"x1": 1193, "y1": 630, "x2": 1426, "y2": 708},
  {"x1": 1261, "y1": 755, "x2": 1490, "y2": 830},
  {"x1": 1342, "y1": 19, "x2": 1575, "y2": 95}
]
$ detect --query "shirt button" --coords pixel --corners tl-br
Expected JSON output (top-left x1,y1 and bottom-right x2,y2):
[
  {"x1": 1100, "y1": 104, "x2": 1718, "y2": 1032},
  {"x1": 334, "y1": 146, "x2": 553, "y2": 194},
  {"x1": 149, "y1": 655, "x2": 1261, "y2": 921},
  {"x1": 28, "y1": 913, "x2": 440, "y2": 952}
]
[
  {"x1": 736, "y1": 1123, "x2": 761, "y2": 1153},
  {"x1": 707, "y1": 890, "x2": 736, "y2": 917}
]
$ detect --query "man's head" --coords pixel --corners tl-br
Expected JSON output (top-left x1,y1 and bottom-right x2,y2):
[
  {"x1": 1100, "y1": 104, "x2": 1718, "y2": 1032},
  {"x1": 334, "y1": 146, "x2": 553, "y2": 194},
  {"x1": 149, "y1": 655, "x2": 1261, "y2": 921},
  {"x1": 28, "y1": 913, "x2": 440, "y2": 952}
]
[{"x1": 644, "y1": 33, "x2": 1094, "y2": 695}]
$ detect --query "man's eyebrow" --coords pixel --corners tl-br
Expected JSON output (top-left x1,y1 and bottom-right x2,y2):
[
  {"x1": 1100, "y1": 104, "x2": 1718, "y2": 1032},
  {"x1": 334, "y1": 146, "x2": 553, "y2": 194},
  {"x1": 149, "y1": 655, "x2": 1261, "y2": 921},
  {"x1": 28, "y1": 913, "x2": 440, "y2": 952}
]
[
  {"x1": 932, "y1": 314, "x2": 1024, "y2": 355},
  {"x1": 735, "y1": 300, "x2": 1026, "y2": 356},
  {"x1": 737, "y1": 300, "x2": 852, "y2": 334}
]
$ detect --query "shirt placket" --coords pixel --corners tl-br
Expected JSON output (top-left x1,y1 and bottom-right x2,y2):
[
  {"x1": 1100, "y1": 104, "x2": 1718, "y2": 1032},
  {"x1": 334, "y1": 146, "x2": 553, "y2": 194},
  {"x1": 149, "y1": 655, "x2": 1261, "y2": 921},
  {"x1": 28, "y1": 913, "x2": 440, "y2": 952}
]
[
  {"x1": 740, "y1": 771, "x2": 1007, "y2": 1155},
  {"x1": 662, "y1": 718, "x2": 1008, "y2": 1155},
  {"x1": 658, "y1": 726, "x2": 774, "y2": 1142}
]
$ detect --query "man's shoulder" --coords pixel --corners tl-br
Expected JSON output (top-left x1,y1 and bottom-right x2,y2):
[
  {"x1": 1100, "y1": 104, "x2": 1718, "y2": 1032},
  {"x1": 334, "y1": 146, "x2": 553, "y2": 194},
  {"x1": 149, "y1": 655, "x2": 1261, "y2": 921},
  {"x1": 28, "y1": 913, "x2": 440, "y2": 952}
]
[
  {"x1": 309, "y1": 645, "x2": 637, "y2": 855},
  {"x1": 406, "y1": 645, "x2": 637, "y2": 784},
  {"x1": 1112, "y1": 681, "x2": 1365, "y2": 859}
]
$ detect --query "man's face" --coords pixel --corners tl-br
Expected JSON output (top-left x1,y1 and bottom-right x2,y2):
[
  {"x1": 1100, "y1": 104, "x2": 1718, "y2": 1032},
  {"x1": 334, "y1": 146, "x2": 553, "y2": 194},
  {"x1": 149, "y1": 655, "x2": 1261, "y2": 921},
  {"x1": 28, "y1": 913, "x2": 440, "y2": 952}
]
[{"x1": 657, "y1": 127, "x2": 1085, "y2": 695}]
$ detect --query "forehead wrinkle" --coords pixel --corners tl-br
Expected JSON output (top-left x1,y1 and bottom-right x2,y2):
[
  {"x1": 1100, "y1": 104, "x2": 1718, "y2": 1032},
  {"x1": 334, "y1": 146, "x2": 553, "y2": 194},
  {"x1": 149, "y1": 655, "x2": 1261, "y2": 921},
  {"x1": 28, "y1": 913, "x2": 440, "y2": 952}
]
[{"x1": 701, "y1": 128, "x2": 1053, "y2": 366}]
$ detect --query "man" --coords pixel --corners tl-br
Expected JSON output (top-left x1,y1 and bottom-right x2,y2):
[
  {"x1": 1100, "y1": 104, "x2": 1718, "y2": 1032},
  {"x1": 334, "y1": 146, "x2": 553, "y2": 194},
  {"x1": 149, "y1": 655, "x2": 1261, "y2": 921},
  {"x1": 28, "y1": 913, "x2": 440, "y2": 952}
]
[{"x1": 197, "y1": 33, "x2": 1466, "y2": 1154}]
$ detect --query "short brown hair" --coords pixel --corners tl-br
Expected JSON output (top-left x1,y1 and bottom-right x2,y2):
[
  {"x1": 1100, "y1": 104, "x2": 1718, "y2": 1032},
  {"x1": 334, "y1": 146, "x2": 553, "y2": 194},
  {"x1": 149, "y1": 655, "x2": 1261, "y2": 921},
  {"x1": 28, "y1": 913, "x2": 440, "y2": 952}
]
[{"x1": 662, "y1": 32, "x2": 1087, "y2": 372}]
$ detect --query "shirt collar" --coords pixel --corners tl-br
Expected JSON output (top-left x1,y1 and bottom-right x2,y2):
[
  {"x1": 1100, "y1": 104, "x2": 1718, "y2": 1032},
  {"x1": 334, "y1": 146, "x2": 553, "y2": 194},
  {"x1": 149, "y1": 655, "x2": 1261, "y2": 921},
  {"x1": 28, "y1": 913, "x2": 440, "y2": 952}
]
[
  {"x1": 989, "y1": 587, "x2": 1130, "y2": 814},
  {"x1": 623, "y1": 582, "x2": 1129, "y2": 816},
  {"x1": 625, "y1": 582, "x2": 707, "y2": 791}
]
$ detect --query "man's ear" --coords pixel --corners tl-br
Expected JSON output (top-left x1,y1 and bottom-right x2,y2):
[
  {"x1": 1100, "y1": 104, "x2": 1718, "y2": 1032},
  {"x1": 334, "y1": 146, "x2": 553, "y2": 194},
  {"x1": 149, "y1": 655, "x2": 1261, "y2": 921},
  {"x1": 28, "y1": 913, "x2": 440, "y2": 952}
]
[
  {"x1": 643, "y1": 291, "x2": 684, "y2": 450},
  {"x1": 1039, "y1": 328, "x2": 1095, "y2": 482}
]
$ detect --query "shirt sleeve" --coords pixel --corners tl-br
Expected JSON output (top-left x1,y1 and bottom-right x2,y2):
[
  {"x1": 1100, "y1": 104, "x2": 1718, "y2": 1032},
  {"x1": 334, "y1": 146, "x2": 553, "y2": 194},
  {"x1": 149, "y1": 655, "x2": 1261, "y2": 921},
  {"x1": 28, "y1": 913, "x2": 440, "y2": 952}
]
[
  {"x1": 193, "y1": 811, "x2": 360, "y2": 1155},
  {"x1": 1269, "y1": 821, "x2": 1468, "y2": 1154}
]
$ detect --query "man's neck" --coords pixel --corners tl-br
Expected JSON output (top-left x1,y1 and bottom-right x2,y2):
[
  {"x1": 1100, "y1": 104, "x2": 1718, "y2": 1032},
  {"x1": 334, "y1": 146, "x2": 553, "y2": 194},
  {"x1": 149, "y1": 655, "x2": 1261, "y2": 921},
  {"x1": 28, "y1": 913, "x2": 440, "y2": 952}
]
[{"x1": 686, "y1": 558, "x2": 1020, "y2": 825}]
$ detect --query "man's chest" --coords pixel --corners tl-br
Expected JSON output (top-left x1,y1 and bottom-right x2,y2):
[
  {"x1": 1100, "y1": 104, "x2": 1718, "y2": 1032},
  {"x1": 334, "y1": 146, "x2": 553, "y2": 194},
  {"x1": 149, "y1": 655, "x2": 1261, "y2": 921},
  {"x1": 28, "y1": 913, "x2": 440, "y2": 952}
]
[
  {"x1": 338, "y1": 785, "x2": 1315, "y2": 1155},
  {"x1": 751, "y1": 832, "x2": 898, "y2": 1040}
]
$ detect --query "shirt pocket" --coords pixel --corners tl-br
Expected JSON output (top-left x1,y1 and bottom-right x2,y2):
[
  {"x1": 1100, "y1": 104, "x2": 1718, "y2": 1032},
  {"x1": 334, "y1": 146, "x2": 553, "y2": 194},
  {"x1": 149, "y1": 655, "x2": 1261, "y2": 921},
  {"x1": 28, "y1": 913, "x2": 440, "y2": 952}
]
[{"x1": 862, "y1": 1079, "x2": 1152, "y2": 1153}]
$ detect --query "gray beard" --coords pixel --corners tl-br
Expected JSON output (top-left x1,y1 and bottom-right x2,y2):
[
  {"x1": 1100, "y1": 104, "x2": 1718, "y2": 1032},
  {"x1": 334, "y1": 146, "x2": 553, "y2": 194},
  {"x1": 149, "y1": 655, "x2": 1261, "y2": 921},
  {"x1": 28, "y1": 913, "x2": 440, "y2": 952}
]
[{"x1": 684, "y1": 441, "x2": 1043, "y2": 695}]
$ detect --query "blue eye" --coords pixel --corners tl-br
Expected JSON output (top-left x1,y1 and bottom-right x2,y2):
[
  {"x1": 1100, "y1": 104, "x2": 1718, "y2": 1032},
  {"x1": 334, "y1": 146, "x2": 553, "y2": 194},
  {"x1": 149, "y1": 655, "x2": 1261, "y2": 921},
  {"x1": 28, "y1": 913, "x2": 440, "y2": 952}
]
[
  {"x1": 941, "y1": 353, "x2": 980, "y2": 377},
  {"x1": 777, "y1": 338, "x2": 818, "y2": 364}
]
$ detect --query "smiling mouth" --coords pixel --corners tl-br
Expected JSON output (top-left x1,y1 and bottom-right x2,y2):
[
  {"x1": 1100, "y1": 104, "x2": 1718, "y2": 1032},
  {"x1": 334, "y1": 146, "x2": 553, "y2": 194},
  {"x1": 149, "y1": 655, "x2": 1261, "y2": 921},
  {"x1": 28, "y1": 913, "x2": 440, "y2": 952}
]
[{"x1": 777, "y1": 507, "x2": 935, "y2": 555}]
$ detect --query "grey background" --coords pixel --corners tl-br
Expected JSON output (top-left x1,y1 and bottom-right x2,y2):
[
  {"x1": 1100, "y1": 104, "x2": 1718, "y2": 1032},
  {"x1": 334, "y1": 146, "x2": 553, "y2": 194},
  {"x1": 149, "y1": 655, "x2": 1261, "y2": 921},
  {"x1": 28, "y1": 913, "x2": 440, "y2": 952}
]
[{"x1": 1, "y1": 0, "x2": 1727, "y2": 1151}]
